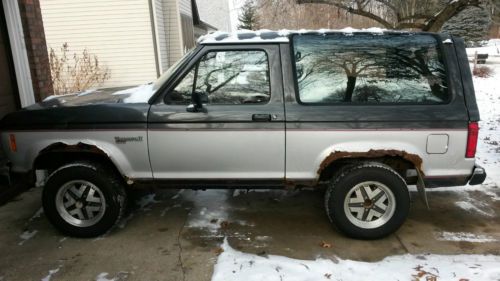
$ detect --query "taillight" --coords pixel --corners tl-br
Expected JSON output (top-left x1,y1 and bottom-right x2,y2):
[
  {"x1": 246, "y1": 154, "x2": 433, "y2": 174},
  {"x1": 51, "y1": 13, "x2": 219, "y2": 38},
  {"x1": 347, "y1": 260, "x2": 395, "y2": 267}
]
[
  {"x1": 465, "y1": 122, "x2": 479, "y2": 158},
  {"x1": 9, "y1": 134, "x2": 17, "y2": 152}
]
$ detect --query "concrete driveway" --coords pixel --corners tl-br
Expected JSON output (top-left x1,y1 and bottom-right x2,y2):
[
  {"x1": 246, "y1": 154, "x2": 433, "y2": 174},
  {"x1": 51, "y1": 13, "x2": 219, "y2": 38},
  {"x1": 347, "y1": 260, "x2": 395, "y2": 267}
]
[{"x1": 0, "y1": 185, "x2": 499, "y2": 281}]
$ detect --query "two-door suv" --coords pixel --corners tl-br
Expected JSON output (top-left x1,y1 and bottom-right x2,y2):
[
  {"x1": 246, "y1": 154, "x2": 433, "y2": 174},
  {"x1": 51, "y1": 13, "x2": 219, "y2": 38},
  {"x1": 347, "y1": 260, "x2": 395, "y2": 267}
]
[{"x1": 0, "y1": 29, "x2": 486, "y2": 239}]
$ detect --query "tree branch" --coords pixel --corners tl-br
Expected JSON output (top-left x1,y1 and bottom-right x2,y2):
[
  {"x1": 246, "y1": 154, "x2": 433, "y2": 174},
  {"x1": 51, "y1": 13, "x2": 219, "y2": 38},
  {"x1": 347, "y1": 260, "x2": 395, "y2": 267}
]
[
  {"x1": 423, "y1": 0, "x2": 481, "y2": 31},
  {"x1": 297, "y1": 0, "x2": 485, "y2": 31},
  {"x1": 297, "y1": 0, "x2": 395, "y2": 28}
]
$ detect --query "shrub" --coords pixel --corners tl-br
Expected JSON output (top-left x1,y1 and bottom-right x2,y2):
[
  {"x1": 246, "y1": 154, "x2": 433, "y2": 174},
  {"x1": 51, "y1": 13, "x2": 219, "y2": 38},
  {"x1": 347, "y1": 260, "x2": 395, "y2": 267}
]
[
  {"x1": 49, "y1": 43, "x2": 110, "y2": 95},
  {"x1": 473, "y1": 66, "x2": 494, "y2": 78}
]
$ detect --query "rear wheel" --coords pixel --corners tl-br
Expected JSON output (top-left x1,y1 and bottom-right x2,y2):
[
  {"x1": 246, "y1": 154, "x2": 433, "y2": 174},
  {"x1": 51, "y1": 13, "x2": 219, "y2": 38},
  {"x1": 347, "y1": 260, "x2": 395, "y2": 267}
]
[
  {"x1": 325, "y1": 162, "x2": 410, "y2": 239},
  {"x1": 42, "y1": 162, "x2": 127, "y2": 237}
]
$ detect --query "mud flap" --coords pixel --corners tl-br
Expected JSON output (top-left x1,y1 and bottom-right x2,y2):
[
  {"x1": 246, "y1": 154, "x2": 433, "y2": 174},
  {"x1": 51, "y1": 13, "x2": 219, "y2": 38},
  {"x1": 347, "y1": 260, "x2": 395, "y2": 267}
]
[{"x1": 416, "y1": 169, "x2": 429, "y2": 209}]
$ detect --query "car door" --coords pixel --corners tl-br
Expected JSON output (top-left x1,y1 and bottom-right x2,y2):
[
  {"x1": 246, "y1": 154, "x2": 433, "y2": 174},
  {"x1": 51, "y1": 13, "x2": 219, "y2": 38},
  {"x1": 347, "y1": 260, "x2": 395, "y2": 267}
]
[{"x1": 148, "y1": 44, "x2": 285, "y2": 182}]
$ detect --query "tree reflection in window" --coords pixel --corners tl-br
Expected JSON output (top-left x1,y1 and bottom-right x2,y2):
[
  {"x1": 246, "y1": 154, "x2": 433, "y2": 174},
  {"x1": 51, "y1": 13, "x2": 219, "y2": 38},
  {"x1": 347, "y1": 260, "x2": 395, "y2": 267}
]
[
  {"x1": 293, "y1": 34, "x2": 448, "y2": 104},
  {"x1": 167, "y1": 50, "x2": 270, "y2": 105}
]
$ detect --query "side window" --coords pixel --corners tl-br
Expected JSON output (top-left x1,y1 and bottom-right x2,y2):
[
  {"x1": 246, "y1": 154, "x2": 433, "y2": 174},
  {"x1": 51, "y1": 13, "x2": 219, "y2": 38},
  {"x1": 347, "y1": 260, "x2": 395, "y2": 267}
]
[
  {"x1": 293, "y1": 34, "x2": 449, "y2": 104},
  {"x1": 166, "y1": 50, "x2": 270, "y2": 105}
]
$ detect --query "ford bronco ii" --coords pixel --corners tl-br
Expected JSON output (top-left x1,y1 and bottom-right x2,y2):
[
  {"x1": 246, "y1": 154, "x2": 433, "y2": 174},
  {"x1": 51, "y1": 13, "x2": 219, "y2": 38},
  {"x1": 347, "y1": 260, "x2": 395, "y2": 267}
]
[{"x1": 0, "y1": 29, "x2": 486, "y2": 239}]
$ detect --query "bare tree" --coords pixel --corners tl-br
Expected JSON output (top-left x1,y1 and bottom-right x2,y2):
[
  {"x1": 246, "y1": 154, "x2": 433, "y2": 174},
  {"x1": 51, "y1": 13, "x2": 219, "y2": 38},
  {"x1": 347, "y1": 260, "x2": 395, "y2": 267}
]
[
  {"x1": 256, "y1": 0, "x2": 381, "y2": 29},
  {"x1": 313, "y1": 51, "x2": 378, "y2": 101},
  {"x1": 295, "y1": 0, "x2": 494, "y2": 31}
]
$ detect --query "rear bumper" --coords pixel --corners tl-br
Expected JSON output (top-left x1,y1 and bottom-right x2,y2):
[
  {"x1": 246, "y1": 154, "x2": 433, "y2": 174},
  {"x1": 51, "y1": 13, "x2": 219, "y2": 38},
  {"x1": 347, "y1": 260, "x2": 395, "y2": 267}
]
[
  {"x1": 423, "y1": 165, "x2": 487, "y2": 188},
  {"x1": 468, "y1": 165, "x2": 487, "y2": 185}
]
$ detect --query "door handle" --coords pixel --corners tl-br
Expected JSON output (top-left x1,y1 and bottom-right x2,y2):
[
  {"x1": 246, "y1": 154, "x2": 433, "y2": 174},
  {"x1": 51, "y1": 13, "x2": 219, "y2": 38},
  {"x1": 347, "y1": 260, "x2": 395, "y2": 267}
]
[{"x1": 252, "y1": 114, "x2": 272, "y2": 122}]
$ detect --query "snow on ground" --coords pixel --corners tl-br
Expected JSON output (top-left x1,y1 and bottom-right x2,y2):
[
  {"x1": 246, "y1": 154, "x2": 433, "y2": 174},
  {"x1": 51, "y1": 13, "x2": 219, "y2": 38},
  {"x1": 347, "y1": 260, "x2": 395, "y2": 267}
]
[
  {"x1": 435, "y1": 231, "x2": 497, "y2": 243},
  {"x1": 211, "y1": 238, "x2": 500, "y2": 281},
  {"x1": 466, "y1": 39, "x2": 500, "y2": 57},
  {"x1": 210, "y1": 41, "x2": 500, "y2": 281},
  {"x1": 18, "y1": 230, "x2": 37, "y2": 246},
  {"x1": 473, "y1": 55, "x2": 500, "y2": 187}
]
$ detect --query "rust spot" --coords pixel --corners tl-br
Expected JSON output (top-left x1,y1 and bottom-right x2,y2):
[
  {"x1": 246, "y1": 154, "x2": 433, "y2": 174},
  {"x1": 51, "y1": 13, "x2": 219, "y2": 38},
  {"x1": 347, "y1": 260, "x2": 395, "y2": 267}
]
[{"x1": 318, "y1": 149, "x2": 424, "y2": 175}]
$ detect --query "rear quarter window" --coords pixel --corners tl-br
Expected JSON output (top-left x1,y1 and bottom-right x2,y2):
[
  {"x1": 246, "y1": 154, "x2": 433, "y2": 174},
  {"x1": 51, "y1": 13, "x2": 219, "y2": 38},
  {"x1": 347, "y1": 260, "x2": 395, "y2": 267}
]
[{"x1": 292, "y1": 34, "x2": 449, "y2": 104}]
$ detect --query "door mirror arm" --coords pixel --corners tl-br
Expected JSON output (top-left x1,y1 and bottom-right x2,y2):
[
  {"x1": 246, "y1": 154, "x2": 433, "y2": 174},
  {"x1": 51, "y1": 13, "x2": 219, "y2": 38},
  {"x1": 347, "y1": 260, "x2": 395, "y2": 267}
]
[{"x1": 186, "y1": 91, "x2": 208, "y2": 113}]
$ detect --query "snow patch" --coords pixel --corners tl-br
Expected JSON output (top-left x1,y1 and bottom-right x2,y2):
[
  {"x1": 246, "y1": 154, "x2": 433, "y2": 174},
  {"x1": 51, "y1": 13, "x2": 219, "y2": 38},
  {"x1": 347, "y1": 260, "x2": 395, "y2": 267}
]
[
  {"x1": 117, "y1": 213, "x2": 134, "y2": 229},
  {"x1": 18, "y1": 230, "x2": 38, "y2": 245},
  {"x1": 41, "y1": 267, "x2": 61, "y2": 281},
  {"x1": 442, "y1": 38, "x2": 453, "y2": 44},
  {"x1": 29, "y1": 208, "x2": 43, "y2": 221},
  {"x1": 171, "y1": 189, "x2": 184, "y2": 199},
  {"x1": 112, "y1": 83, "x2": 155, "y2": 103},
  {"x1": 95, "y1": 272, "x2": 129, "y2": 281},
  {"x1": 358, "y1": 27, "x2": 386, "y2": 34},
  {"x1": 160, "y1": 203, "x2": 181, "y2": 217},
  {"x1": 255, "y1": 235, "x2": 272, "y2": 242},
  {"x1": 455, "y1": 201, "x2": 495, "y2": 217},
  {"x1": 136, "y1": 193, "x2": 159, "y2": 209},
  {"x1": 188, "y1": 207, "x2": 229, "y2": 233},
  {"x1": 42, "y1": 89, "x2": 96, "y2": 101},
  {"x1": 95, "y1": 273, "x2": 114, "y2": 281},
  {"x1": 42, "y1": 92, "x2": 77, "y2": 102},
  {"x1": 212, "y1": 238, "x2": 500, "y2": 281},
  {"x1": 436, "y1": 231, "x2": 498, "y2": 243},
  {"x1": 76, "y1": 89, "x2": 96, "y2": 96}
]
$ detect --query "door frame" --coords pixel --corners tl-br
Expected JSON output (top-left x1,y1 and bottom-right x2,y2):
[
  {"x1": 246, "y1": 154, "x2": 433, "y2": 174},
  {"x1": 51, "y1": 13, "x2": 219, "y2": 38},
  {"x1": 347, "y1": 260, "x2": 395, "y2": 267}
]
[
  {"x1": 1, "y1": 0, "x2": 35, "y2": 108},
  {"x1": 147, "y1": 43, "x2": 287, "y2": 186},
  {"x1": 0, "y1": 2, "x2": 21, "y2": 112}
]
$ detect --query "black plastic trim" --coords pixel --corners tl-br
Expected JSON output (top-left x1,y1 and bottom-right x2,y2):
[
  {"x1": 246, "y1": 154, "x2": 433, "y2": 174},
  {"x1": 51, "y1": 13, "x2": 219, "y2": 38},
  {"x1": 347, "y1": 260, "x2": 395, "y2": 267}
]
[
  {"x1": 452, "y1": 36, "x2": 481, "y2": 122},
  {"x1": 468, "y1": 164, "x2": 487, "y2": 185}
]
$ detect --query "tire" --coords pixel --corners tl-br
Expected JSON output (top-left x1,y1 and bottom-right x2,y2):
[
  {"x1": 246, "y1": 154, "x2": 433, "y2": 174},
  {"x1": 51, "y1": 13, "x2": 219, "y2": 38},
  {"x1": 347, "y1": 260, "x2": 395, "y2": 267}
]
[
  {"x1": 42, "y1": 162, "x2": 127, "y2": 237},
  {"x1": 324, "y1": 162, "x2": 410, "y2": 239}
]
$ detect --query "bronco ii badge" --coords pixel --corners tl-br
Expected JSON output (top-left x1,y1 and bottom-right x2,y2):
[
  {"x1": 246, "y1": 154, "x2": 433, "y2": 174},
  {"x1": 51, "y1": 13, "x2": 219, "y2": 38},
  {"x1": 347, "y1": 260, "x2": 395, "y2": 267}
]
[{"x1": 114, "y1": 136, "x2": 143, "y2": 144}]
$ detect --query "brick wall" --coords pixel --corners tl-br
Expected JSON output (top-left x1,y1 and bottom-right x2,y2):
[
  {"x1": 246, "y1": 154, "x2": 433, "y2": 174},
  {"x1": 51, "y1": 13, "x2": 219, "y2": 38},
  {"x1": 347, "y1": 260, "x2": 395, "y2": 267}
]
[{"x1": 17, "y1": 0, "x2": 53, "y2": 101}]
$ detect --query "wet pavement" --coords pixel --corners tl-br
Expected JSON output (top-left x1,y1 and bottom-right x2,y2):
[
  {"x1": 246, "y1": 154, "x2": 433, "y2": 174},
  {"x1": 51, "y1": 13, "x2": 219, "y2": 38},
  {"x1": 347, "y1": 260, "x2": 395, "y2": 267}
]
[{"x1": 0, "y1": 185, "x2": 499, "y2": 281}]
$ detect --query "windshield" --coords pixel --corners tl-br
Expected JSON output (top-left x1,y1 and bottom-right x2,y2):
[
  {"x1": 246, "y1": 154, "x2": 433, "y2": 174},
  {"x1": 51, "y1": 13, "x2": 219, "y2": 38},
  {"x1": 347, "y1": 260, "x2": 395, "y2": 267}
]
[{"x1": 153, "y1": 47, "x2": 199, "y2": 91}]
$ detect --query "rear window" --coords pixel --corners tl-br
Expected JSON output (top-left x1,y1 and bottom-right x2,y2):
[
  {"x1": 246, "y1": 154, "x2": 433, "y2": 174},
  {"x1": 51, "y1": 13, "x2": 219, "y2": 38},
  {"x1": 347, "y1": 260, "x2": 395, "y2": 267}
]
[{"x1": 292, "y1": 34, "x2": 449, "y2": 104}]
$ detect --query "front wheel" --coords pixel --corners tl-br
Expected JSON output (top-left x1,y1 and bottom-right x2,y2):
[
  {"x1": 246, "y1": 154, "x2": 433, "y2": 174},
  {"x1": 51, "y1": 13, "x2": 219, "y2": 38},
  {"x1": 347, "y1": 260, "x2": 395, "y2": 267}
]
[
  {"x1": 325, "y1": 162, "x2": 410, "y2": 239},
  {"x1": 42, "y1": 162, "x2": 127, "y2": 237}
]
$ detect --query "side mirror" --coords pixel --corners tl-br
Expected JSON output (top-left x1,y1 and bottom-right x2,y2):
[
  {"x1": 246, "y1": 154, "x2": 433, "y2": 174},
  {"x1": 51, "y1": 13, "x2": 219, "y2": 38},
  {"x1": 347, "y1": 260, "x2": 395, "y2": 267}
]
[{"x1": 186, "y1": 91, "x2": 208, "y2": 112}]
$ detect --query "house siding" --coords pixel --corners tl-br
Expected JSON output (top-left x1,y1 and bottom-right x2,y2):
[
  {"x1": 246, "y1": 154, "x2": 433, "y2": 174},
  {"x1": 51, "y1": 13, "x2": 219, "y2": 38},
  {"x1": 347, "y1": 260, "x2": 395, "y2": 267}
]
[
  {"x1": 40, "y1": 0, "x2": 157, "y2": 88},
  {"x1": 178, "y1": 0, "x2": 191, "y2": 16}
]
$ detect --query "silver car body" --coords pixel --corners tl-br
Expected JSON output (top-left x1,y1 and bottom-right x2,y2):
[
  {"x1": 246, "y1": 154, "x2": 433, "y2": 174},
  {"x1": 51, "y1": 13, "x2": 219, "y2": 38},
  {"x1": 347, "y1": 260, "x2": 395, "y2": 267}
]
[{"x1": 0, "y1": 30, "x2": 482, "y2": 188}]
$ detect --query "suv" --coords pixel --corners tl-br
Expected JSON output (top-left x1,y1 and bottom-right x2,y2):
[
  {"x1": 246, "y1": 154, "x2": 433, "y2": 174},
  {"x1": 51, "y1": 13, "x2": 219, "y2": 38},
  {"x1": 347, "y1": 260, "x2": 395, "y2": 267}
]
[{"x1": 0, "y1": 30, "x2": 486, "y2": 239}]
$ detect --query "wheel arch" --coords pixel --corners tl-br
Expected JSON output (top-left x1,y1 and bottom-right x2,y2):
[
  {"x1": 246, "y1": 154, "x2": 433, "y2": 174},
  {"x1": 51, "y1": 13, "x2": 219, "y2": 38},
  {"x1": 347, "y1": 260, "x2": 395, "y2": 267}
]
[
  {"x1": 34, "y1": 142, "x2": 126, "y2": 181},
  {"x1": 317, "y1": 149, "x2": 423, "y2": 183}
]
